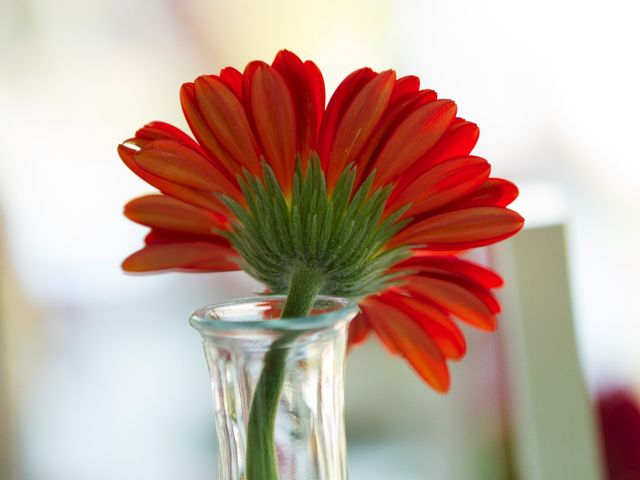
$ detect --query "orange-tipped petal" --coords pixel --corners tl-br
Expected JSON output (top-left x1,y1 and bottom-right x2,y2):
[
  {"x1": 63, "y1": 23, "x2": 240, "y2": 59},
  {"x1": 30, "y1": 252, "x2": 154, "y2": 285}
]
[
  {"x1": 249, "y1": 64, "x2": 297, "y2": 194},
  {"x1": 405, "y1": 275, "x2": 497, "y2": 331},
  {"x1": 124, "y1": 195, "x2": 225, "y2": 235},
  {"x1": 388, "y1": 156, "x2": 490, "y2": 216},
  {"x1": 391, "y1": 207, "x2": 524, "y2": 250},
  {"x1": 326, "y1": 71, "x2": 396, "y2": 188},
  {"x1": 134, "y1": 140, "x2": 241, "y2": 199},
  {"x1": 361, "y1": 298, "x2": 450, "y2": 392},
  {"x1": 381, "y1": 291, "x2": 466, "y2": 360},
  {"x1": 194, "y1": 76, "x2": 260, "y2": 175},
  {"x1": 396, "y1": 255, "x2": 504, "y2": 289},
  {"x1": 118, "y1": 144, "x2": 229, "y2": 214},
  {"x1": 372, "y1": 99, "x2": 457, "y2": 188},
  {"x1": 318, "y1": 68, "x2": 377, "y2": 170},
  {"x1": 122, "y1": 242, "x2": 239, "y2": 272}
]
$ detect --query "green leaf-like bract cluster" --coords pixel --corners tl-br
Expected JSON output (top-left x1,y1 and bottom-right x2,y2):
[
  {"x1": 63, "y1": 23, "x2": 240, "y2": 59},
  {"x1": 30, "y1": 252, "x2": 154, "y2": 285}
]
[{"x1": 220, "y1": 154, "x2": 412, "y2": 299}]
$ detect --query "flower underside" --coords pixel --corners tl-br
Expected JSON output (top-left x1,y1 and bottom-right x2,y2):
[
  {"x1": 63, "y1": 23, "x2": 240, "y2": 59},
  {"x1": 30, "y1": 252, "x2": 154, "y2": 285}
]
[
  {"x1": 222, "y1": 154, "x2": 412, "y2": 299},
  {"x1": 119, "y1": 49, "x2": 526, "y2": 394}
]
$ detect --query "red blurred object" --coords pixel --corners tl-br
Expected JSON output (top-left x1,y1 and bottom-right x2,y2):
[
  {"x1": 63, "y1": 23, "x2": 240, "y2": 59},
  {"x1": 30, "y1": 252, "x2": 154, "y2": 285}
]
[{"x1": 597, "y1": 389, "x2": 640, "y2": 480}]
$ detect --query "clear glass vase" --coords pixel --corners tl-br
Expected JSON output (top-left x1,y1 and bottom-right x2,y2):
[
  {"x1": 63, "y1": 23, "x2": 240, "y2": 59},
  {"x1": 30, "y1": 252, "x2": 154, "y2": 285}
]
[{"x1": 190, "y1": 295, "x2": 359, "y2": 480}]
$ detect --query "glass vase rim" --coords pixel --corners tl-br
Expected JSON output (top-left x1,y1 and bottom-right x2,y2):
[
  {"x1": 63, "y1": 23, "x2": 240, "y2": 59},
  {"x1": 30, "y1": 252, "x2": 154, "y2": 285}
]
[{"x1": 189, "y1": 294, "x2": 359, "y2": 333}]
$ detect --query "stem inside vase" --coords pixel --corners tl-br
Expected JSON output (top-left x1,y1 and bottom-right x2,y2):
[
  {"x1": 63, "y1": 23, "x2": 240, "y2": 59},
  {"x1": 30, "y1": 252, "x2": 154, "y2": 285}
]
[{"x1": 245, "y1": 266, "x2": 326, "y2": 480}]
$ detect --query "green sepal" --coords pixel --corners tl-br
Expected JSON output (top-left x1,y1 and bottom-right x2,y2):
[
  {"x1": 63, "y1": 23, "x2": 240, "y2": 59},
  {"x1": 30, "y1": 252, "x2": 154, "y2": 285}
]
[{"x1": 220, "y1": 153, "x2": 412, "y2": 298}]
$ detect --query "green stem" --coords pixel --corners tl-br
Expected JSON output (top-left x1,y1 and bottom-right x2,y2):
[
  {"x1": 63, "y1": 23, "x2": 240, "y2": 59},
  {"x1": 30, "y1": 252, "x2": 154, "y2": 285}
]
[{"x1": 245, "y1": 266, "x2": 325, "y2": 480}]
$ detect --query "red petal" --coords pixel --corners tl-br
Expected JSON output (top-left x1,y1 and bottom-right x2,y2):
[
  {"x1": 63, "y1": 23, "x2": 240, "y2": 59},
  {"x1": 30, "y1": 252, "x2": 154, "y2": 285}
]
[
  {"x1": 135, "y1": 140, "x2": 241, "y2": 199},
  {"x1": 144, "y1": 228, "x2": 231, "y2": 246},
  {"x1": 359, "y1": 304, "x2": 400, "y2": 355},
  {"x1": 361, "y1": 298, "x2": 450, "y2": 392},
  {"x1": 304, "y1": 60, "x2": 326, "y2": 133},
  {"x1": 448, "y1": 178, "x2": 520, "y2": 209},
  {"x1": 447, "y1": 275, "x2": 501, "y2": 314},
  {"x1": 409, "y1": 269, "x2": 501, "y2": 315},
  {"x1": 124, "y1": 195, "x2": 225, "y2": 235},
  {"x1": 180, "y1": 82, "x2": 242, "y2": 181},
  {"x1": 372, "y1": 99, "x2": 457, "y2": 188},
  {"x1": 118, "y1": 144, "x2": 229, "y2": 214},
  {"x1": 318, "y1": 68, "x2": 377, "y2": 171},
  {"x1": 405, "y1": 275, "x2": 497, "y2": 330},
  {"x1": 399, "y1": 119, "x2": 480, "y2": 186},
  {"x1": 219, "y1": 66, "x2": 243, "y2": 99},
  {"x1": 273, "y1": 51, "x2": 325, "y2": 169},
  {"x1": 122, "y1": 242, "x2": 239, "y2": 272},
  {"x1": 387, "y1": 156, "x2": 490, "y2": 216},
  {"x1": 130, "y1": 121, "x2": 201, "y2": 150},
  {"x1": 397, "y1": 255, "x2": 504, "y2": 288},
  {"x1": 389, "y1": 75, "x2": 421, "y2": 104},
  {"x1": 326, "y1": 71, "x2": 396, "y2": 189},
  {"x1": 352, "y1": 88, "x2": 438, "y2": 187},
  {"x1": 247, "y1": 64, "x2": 297, "y2": 195},
  {"x1": 391, "y1": 207, "x2": 524, "y2": 250},
  {"x1": 380, "y1": 291, "x2": 466, "y2": 360},
  {"x1": 194, "y1": 75, "x2": 261, "y2": 175},
  {"x1": 347, "y1": 312, "x2": 371, "y2": 348},
  {"x1": 241, "y1": 60, "x2": 266, "y2": 110}
]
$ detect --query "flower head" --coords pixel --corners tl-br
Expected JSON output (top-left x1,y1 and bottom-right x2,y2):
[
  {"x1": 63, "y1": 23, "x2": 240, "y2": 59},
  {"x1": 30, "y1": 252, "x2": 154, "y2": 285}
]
[{"x1": 119, "y1": 50, "x2": 523, "y2": 392}]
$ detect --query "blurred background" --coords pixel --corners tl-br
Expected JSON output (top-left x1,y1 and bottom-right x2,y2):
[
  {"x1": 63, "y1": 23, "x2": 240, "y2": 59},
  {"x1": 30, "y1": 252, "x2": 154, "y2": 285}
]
[{"x1": 1, "y1": 0, "x2": 639, "y2": 478}]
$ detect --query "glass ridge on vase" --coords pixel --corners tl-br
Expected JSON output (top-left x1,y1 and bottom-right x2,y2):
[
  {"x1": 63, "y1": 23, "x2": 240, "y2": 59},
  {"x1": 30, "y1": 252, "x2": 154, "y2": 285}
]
[{"x1": 190, "y1": 295, "x2": 359, "y2": 480}]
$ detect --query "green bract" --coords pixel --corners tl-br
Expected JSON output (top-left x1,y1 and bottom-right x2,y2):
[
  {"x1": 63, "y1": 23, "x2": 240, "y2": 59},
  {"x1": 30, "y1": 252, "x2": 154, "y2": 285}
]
[{"x1": 220, "y1": 154, "x2": 413, "y2": 299}]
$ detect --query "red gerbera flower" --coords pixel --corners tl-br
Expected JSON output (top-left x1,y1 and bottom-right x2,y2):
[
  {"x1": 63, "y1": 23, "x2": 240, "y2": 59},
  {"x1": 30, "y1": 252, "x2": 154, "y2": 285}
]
[{"x1": 119, "y1": 50, "x2": 523, "y2": 392}]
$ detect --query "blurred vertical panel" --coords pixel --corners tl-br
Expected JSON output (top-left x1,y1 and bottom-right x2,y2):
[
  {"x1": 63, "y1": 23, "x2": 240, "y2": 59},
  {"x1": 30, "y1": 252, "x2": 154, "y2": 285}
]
[
  {"x1": 0, "y1": 215, "x2": 13, "y2": 479},
  {"x1": 1, "y1": 215, "x2": 15, "y2": 480},
  {"x1": 0, "y1": 213, "x2": 40, "y2": 480},
  {"x1": 491, "y1": 224, "x2": 604, "y2": 479},
  {"x1": 0, "y1": 311, "x2": 10, "y2": 479}
]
